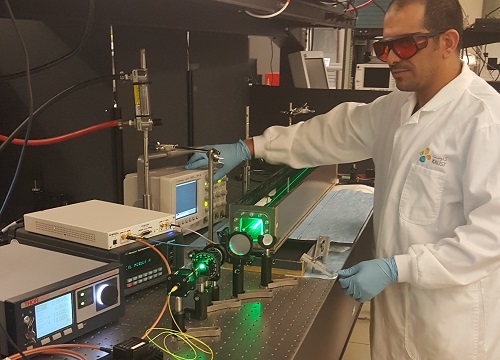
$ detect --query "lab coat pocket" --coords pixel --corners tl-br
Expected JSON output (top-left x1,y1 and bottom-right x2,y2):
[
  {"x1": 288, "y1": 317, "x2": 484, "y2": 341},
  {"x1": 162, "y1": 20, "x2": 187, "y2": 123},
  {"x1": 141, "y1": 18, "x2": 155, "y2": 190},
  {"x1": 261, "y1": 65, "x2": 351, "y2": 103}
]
[
  {"x1": 399, "y1": 164, "x2": 445, "y2": 225},
  {"x1": 405, "y1": 284, "x2": 482, "y2": 360}
]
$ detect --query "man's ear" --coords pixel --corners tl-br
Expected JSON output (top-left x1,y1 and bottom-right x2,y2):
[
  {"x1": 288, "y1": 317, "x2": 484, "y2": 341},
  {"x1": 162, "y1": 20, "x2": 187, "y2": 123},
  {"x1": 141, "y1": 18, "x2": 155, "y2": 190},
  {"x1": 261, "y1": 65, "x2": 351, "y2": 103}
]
[{"x1": 441, "y1": 29, "x2": 460, "y2": 58}]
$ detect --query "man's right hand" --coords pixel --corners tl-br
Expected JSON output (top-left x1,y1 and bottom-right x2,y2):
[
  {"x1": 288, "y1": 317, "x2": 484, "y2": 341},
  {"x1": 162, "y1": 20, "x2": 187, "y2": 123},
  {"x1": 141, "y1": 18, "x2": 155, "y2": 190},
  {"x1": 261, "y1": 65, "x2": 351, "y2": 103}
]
[{"x1": 184, "y1": 139, "x2": 252, "y2": 181}]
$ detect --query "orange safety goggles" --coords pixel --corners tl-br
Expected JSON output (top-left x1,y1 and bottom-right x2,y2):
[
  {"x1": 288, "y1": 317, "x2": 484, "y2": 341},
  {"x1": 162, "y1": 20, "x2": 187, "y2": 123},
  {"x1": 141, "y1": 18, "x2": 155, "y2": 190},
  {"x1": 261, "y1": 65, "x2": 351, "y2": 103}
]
[{"x1": 373, "y1": 31, "x2": 445, "y2": 62}]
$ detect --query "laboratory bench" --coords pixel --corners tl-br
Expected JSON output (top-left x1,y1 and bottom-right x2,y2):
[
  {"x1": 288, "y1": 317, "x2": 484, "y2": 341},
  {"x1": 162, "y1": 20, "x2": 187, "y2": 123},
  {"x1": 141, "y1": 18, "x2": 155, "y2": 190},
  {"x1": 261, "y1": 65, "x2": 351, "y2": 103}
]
[
  {"x1": 68, "y1": 189, "x2": 374, "y2": 360},
  {"x1": 2, "y1": 182, "x2": 374, "y2": 360}
]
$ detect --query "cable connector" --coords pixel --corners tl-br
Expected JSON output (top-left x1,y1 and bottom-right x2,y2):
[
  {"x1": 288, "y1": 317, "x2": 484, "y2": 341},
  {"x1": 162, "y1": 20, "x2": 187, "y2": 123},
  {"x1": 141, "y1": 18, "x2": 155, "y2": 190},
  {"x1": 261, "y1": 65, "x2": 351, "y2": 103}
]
[
  {"x1": 112, "y1": 337, "x2": 160, "y2": 360},
  {"x1": 1, "y1": 218, "x2": 23, "y2": 234}
]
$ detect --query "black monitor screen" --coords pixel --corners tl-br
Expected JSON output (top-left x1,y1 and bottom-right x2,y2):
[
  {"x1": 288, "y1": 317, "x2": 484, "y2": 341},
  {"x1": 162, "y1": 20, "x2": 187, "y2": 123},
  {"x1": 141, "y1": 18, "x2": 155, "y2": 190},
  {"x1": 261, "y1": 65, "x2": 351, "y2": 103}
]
[
  {"x1": 304, "y1": 58, "x2": 329, "y2": 89},
  {"x1": 175, "y1": 180, "x2": 197, "y2": 219},
  {"x1": 364, "y1": 67, "x2": 390, "y2": 88}
]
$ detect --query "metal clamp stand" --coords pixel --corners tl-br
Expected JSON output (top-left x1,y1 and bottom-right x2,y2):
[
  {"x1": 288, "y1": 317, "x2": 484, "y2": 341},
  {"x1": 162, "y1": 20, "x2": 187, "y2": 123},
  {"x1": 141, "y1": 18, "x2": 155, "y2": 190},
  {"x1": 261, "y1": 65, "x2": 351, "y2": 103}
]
[
  {"x1": 203, "y1": 244, "x2": 227, "y2": 304},
  {"x1": 280, "y1": 103, "x2": 315, "y2": 126},
  {"x1": 260, "y1": 252, "x2": 273, "y2": 287},
  {"x1": 220, "y1": 232, "x2": 253, "y2": 298},
  {"x1": 171, "y1": 296, "x2": 186, "y2": 332},
  {"x1": 166, "y1": 268, "x2": 196, "y2": 331},
  {"x1": 119, "y1": 49, "x2": 166, "y2": 211},
  {"x1": 187, "y1": 247, "x2": 226, "y2": 319},
  {"x1": 192, "y1": 277, "x2": 210, "y2": 321},
  {"x1": 257, "y1": 234, "x2": 276, "y2": 287},
  {"x1": 255, "y1": 234, "x2": 299, "y2": 290},
  {"x1": 232, "y1": 260, "x2": 245, "y2": 298},
  {"x1": 208, "y1": 280, "x2": 220, "y2": 302},
  {"x1": 243, "y1": 106, "x2": 251, "y2": 194},
  {"x1": 313, "y1": 235, "x2": 331, "y2": 265},
  {"x1": 133, "y1": 49, "x2": 154, "y2": 210},
  {"x1": 300, "y1": 236, "x2": 336, "y2": 278},
  {"x1": 190, "y1": 244, "x2": 225, "y2": 302},
  {"x1": 300, "y1": 253, "x2": 336, "y2": 277},
  {"x1": 167, "y1": 251, "x2": 225, "y2": 338}
]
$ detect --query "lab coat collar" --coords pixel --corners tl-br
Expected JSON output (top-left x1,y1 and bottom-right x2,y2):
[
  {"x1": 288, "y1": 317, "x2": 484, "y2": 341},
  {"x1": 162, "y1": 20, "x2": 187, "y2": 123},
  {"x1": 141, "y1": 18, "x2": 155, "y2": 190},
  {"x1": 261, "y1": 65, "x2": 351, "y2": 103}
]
[
  {"x1": 420, "y1": 62, "x2": 474, "y2": 112},
  {"x1": 401, "y1": 62, "x2": 474, "y2": 125}
]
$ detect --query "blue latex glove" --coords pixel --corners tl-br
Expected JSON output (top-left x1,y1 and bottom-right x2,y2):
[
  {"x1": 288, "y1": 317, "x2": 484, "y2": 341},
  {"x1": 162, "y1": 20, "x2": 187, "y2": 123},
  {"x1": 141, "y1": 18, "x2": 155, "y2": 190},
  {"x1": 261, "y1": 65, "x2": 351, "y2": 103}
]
[
  {"x1": 338, "y1": 258, "x2": 398, "y2": 303},
  {"x1": 184, "y1": 139, "x2": 252, "y2": 181}
]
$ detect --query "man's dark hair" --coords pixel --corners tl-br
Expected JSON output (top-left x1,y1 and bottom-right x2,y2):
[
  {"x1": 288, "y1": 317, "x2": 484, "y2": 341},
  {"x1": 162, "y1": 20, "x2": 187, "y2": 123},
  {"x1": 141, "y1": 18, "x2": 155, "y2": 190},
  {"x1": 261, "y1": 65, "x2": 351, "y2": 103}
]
[{"x1": 388, "y1": 0, "x2": 464, "y2": 47}]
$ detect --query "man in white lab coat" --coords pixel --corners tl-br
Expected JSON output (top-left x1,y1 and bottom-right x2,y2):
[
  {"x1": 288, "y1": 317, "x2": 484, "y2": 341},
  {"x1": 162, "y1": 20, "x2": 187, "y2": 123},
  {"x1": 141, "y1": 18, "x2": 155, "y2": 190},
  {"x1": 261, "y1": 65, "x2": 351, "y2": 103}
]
[{"x1": 186, "y1": 0, "x2": 500, "y2": 358}]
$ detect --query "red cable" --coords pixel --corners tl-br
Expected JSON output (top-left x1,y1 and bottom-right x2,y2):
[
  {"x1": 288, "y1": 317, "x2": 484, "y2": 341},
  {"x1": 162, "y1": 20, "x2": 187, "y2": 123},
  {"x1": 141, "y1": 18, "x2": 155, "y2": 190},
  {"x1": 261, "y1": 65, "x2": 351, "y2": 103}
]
[
  {"x1": 0, "y1": 120, "x2": 120, "y2": 146},
  {"x1": 346, "y1": 0, "x2": 375, "y2": 11}
]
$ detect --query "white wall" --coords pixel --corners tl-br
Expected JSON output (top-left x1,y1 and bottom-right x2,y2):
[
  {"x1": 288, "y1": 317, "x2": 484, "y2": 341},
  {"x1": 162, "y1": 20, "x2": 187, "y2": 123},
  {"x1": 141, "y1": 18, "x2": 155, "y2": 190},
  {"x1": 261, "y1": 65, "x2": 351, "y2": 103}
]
[
  {"x1": 484, "y1": 0, "x2": 500, "y2": 15},
  {"x1": 460, "y1": 0, "x2": 500, "y2": 81},
  {"x1": 460, "y1": 0, "x2": 483, "y2": 26}
]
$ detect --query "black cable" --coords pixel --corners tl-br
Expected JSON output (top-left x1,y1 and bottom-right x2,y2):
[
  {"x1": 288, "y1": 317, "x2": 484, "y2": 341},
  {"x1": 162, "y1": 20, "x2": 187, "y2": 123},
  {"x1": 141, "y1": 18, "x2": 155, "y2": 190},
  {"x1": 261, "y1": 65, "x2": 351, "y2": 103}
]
[
  {"x1": 479, "y1": 45, "x2": 488, "y2": 74},
  {"x1": 310, "y1": 28, "x2": 315, "y2": 50},
  {"x1": 1, "y1": 0, "x2": 35, "y2": 222},
  {"x1": 0, "y1": 322, "x2": 30, "y2": 360},
  {"x1": 0, "y1": 74, "x2": 120, "y2": 155},
  {"x1": 174, "y1": 145, "x2": 203, "y2": 151},
  {"x1": 0, "y1": 74, "x2": 119, "y2": 223},
  {"x1": 0, "y1": 0, "x2": 95, "y2": 82},
  {"x1": 269, "y1": 37, "x2": 274, "y2": 86},
  {"x1": 346, "y1": 0, "x2": 358, "y2": 18},
  {"x1": 372, "y1": 0, "x2": 386, "y2": 14},
  {"x1": 485, "y1": 5, "x2": 500, "y2": 19}
]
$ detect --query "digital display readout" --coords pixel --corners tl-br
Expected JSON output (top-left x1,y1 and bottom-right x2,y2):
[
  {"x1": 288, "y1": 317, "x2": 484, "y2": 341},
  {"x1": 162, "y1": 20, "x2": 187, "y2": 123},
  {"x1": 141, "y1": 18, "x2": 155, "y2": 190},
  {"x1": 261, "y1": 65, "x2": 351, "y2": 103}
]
[
  {"x1": 35, "y1": 292, "x2": 73, "y2": 339},
  {"x1": 126, "y1": 257, "x2": 153, "y2": 271}
]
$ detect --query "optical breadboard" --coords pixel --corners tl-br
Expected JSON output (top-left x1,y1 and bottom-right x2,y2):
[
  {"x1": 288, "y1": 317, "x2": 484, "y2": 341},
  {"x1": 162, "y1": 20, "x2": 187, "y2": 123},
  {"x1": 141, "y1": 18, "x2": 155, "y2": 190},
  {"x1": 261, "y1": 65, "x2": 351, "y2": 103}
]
[
  {"x1": 0, "y1": 242, "x2": 124, "y2": 356},
  {"x1": 24, "y1": 200, "x2": 175, "y2": 250}
]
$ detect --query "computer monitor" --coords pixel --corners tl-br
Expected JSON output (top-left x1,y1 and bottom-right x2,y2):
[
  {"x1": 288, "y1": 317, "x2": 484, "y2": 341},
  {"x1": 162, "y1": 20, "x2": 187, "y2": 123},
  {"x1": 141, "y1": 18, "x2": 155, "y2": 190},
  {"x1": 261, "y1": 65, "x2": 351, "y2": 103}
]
[
  {"x1": 289, "y1": 51, "x2": 330, "y2": 89},
  {"x1": 354, "y1": 63, "x2": 396, "y2": 91}
]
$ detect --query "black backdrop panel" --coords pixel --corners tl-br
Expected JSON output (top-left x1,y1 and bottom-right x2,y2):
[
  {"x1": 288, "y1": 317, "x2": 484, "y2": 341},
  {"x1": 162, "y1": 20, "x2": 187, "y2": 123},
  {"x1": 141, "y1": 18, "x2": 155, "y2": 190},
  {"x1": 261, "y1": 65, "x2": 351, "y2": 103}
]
[
  {"x1": 0, "y1": 19, "x2": 248, "y2": 225},
  {"x1": 249, "y1": 86, "x2": 389, "y2": 137},
  {"x1": 248, "y1": 86, "x2": 390, "y2": 175}
]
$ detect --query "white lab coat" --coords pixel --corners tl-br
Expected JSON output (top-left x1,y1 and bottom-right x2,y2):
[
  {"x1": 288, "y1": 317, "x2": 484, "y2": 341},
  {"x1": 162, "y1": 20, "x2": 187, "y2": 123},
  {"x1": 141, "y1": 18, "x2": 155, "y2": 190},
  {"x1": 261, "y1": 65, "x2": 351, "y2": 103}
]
[{"x1": 253, "y1": 64, "x2": 500, "y2": 360}]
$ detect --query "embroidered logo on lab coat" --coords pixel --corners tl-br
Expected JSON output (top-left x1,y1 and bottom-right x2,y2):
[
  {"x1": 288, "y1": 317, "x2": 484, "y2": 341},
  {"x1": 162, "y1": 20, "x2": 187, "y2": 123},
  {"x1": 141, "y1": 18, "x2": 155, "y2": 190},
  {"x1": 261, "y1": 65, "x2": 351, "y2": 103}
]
[
  {"x1": 419, "y1": 148, "x2": 432, "y2": 162},
  {"x1": 419, "y1": 147, "x2": 447, "y2": 167}
]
